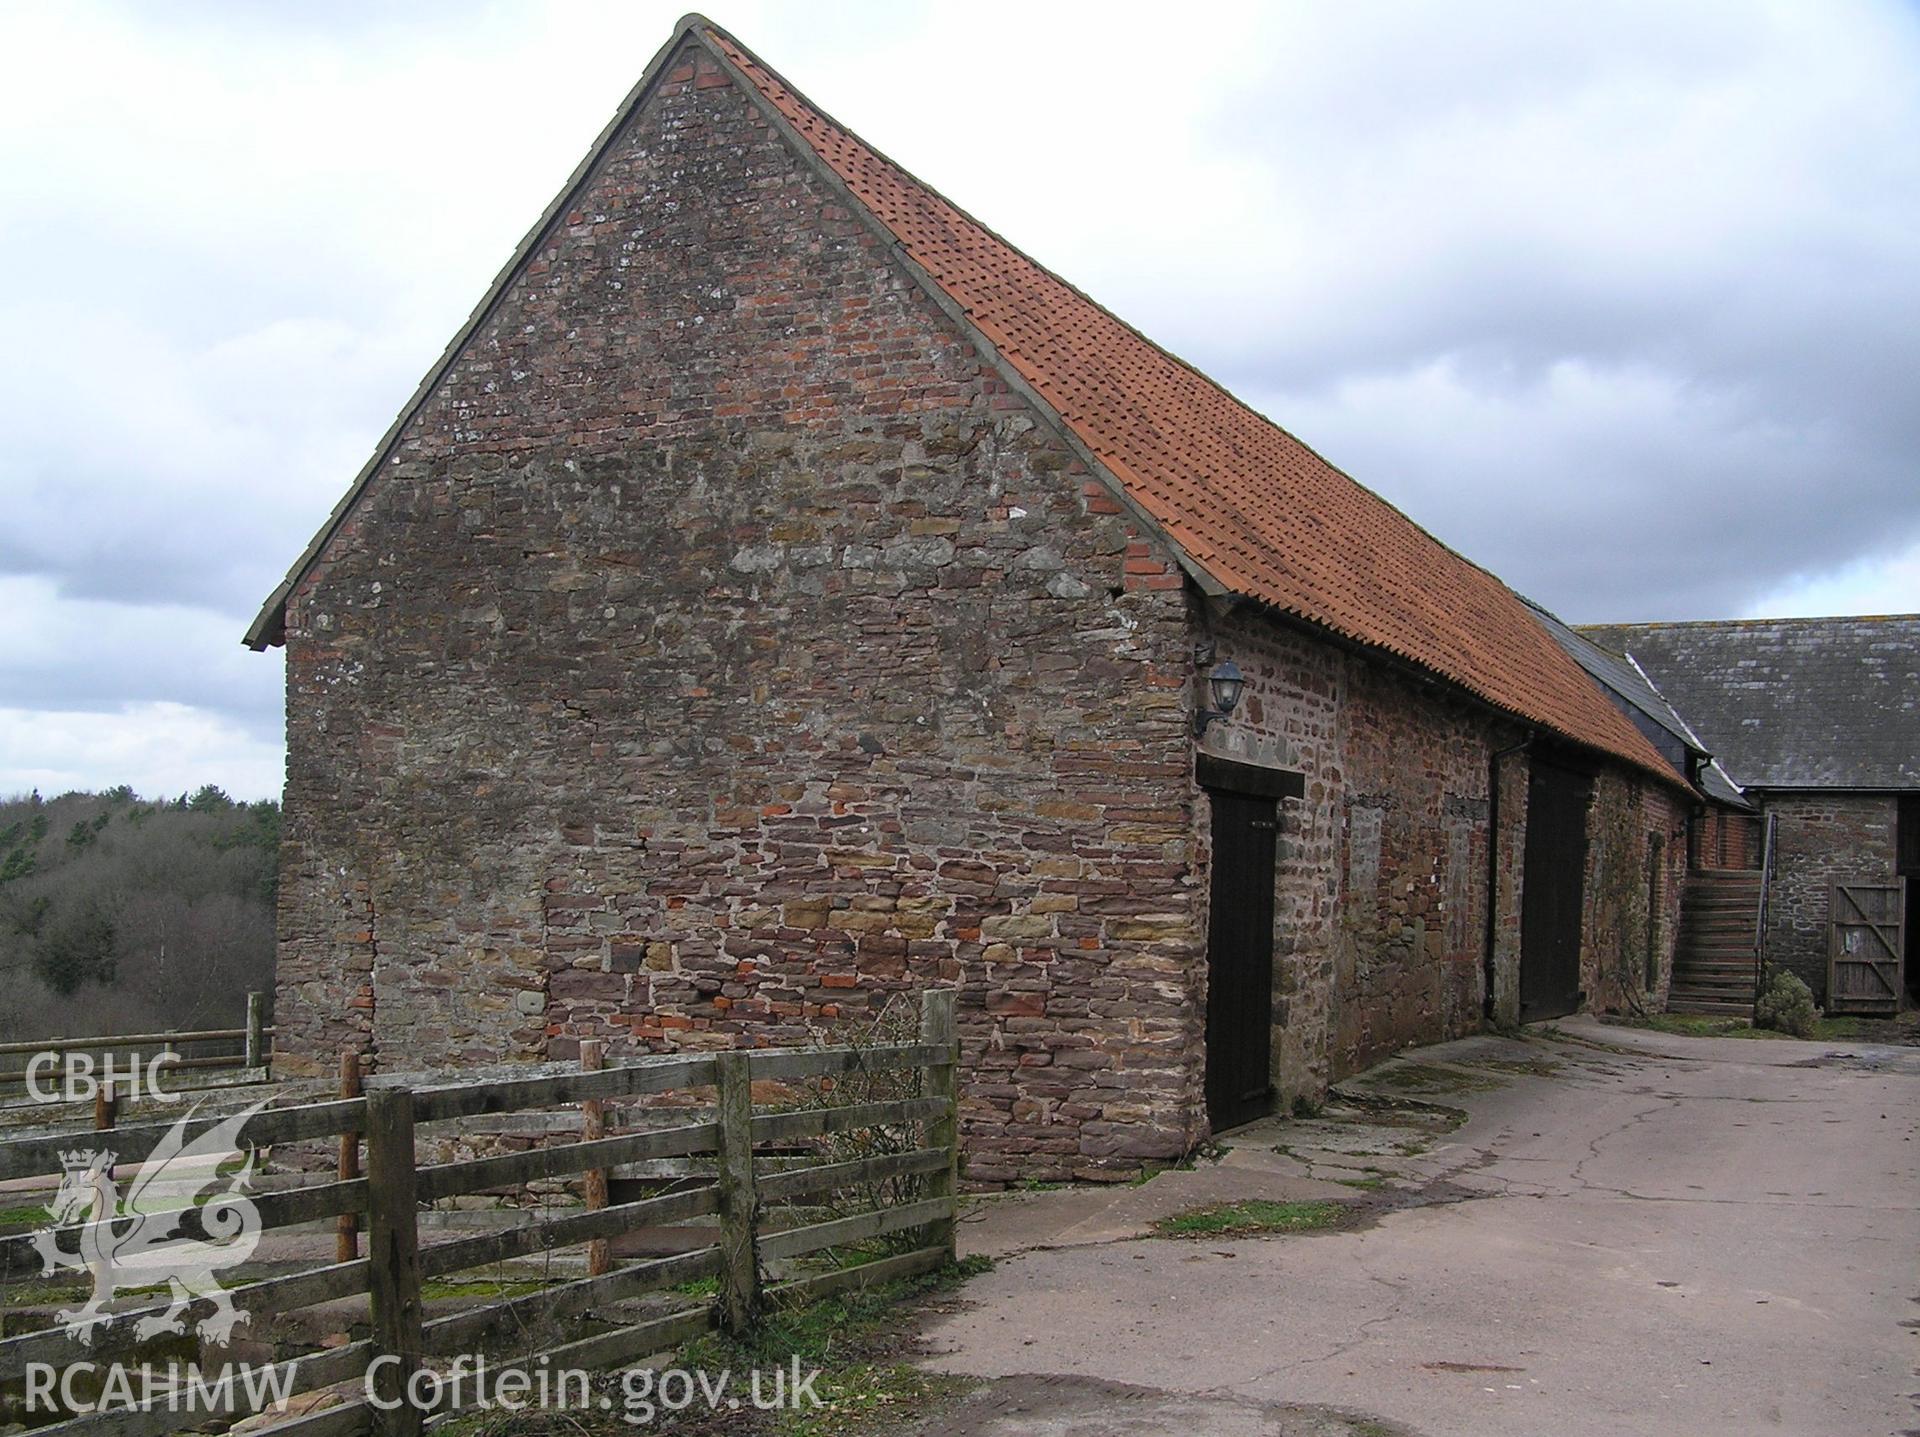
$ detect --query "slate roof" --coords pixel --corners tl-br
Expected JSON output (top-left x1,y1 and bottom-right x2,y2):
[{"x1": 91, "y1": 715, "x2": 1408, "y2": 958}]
[
  {"x1": 247, "y1": 16, "x2": 1679, "y2": 789},
  {"x1": 1576, "y1": 616, "x2": 1920, "y2": 791},
  {"x1": 1524, "y1": 600, "x2": 1748, "y2": 807}
]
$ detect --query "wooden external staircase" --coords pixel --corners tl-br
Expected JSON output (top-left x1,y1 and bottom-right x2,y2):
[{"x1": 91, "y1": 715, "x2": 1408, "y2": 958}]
[{"x1": 1669, "y1": 869, "x2": 1763, "y2": 1015}]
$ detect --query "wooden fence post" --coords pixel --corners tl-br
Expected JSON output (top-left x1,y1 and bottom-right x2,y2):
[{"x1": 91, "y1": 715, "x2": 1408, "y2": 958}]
[
  {"x1": 365, "y1": 1087, "x2": 425, "y2": 1437},
  {"x1": 93, "y1": 1077, "x2": 116, "y2": 1135},
  {"x1": 337, "y1": 1052, "x2": 363, "y2": 1263},
  {"x1": 919, "y1": 988, "x2": 958, "y2": 1261},
  {"x1": 580, "y1": 1040, "x2": 610, "y2": 1277},
  {"x1": 712, "y1": 1050, "x2": 761, "y2": 1334},
  {"x1": 244, "y1": 991, "x2": 266, "y2": 1072}
]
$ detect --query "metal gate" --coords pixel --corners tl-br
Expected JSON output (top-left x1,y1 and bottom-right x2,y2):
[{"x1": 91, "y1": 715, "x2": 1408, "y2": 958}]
[
  {"x1": 1519, "y1": 756, "x2": 1592, "y2": 1022},
  {"x1": 1827, "y1": 881, "x2": 1907, "y2": 1015}
]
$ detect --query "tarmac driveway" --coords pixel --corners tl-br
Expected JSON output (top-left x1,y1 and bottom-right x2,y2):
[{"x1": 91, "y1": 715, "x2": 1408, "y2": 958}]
[{"x1": 917, "y1": 1018, "x2": 1920, "y2": 1437}]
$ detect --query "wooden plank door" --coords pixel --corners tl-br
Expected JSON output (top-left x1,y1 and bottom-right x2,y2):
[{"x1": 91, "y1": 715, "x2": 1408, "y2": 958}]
[
  {"x1": 1827, "y1": 881, "x2": 1906, "y2": 1014},
  {"x1": 1899, "y1": 797, "x2": 1920, "y2": 1002},
  {"x1": 1204, "y1": 789, "x2": 1278, "y2": 1131},
  {"x1": 1519, "y1": 757, "x2": 1592, "y2": 1022}
]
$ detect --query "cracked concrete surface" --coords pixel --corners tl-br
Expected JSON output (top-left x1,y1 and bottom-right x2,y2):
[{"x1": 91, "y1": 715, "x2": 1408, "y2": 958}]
[{"x1": 923, "y1": 1018, "x2": 1920, "y2": 1436}]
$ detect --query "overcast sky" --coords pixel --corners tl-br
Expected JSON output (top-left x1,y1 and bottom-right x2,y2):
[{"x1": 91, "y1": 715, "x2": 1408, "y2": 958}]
[{"x1": 2, "y1": 0, "x2": 1916, "y2": 801}]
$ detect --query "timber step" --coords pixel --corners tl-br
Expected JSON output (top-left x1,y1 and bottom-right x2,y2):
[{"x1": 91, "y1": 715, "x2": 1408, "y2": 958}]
[
  {"x1": 1664, "y1": 997, "x2": 1757, "y2": 1017},
  {"x1": 1670, "y1": 979, "x2": 1755, "y2": 994},
  {"x1": 1668, "y1": 867, "x2": 1764, "y2": 1016}
]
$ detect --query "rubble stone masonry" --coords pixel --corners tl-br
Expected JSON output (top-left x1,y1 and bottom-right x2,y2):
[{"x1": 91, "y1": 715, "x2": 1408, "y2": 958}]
[
  {"x1": 275, "y1": 44, "x2": 1200, "y2": 1183},
  {"x1": 1195, "y1": 611, "x2": 1685, "y2": 1104},
  {"x1": 272, "y1": 39, "x2": 1693, "y2": 1183},
  {"x1": 1760, "y1": 793, "x2": 1897, "y2": 999},
  {"x1": 1582, "y1": 771, "x2": 1688, "y2": 1013},
  {"x1": 1196, "y1": 611, "x2": 1530, "y2": 1100}
]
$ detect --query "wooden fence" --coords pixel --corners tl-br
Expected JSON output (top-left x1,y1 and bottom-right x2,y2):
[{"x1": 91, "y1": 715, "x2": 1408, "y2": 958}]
[
  {"x1": 0, "y1": 990, "x2": 959, "y2": 1437},
  {"x1": 0, "y1": 992, "x2": 271, "y2": 1108}
]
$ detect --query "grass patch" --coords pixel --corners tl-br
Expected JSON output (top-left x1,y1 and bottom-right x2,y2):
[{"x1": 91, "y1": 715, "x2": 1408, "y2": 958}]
[
  {"x1": 1468, "y1": 1056, "x2": 1562, "y2": 1077},
  {"x1": 1335, "y1": 1176, "x2": 1388, "y2": 1191},
  {"x1": 1609, "y1": 1014, "x2": 1862, "y2": 1042},
  {"x1": 676, "y1": 1256, "x2": 990, "y2": 1435},
  {"x1": 1153, "y1": 1199, "x2": 1351, "y2": 1239},
  {"x1": 0, "y1": 1201, "x2": 53, "y2": 1235},
  {"x1": 418, "y1": 1277, "x2": 553, "y2": 1301},
  {"x1": 1357, "y1": 1063, "x2": 1499, "y2": 1096},
  {"x1": 437, "y1": 1257, "x2": 990, "y2": 1437},
  {"x1": 1, "y1": 1277, "x2": 89, "y2": 1307}
]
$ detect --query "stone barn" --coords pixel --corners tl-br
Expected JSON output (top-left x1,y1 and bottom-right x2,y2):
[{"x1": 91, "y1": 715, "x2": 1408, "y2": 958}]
[
  {"x1": 1582, "y1": 617, "x2": 1919, "y2": 1014},
  {"x1": 249, "y1": 16, "x2": 1697, "y2": 1182}
]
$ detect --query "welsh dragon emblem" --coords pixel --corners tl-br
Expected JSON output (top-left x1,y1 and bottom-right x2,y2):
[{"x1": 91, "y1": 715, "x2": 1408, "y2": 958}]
[{"x1": 31, "y1": 1100, "x2": 266, "y2": 1344}]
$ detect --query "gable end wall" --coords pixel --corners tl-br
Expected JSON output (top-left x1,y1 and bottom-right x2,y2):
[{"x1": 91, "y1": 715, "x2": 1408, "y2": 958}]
[{"x1": 274, "y1": 42, "x2": 1203, "y2": 1183}]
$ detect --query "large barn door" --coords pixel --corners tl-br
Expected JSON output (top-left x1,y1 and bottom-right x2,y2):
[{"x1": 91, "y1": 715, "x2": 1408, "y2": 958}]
[
  {"x1": 1204, "y1": 789, "x2": 1278, "y2": 1131},
  {"x1": 1519, "y1": 756, "x2": 1591, "y2": 1022},
  {"x1": 1827, "y1": 881, "x2": 1906, "y2": 1015}
]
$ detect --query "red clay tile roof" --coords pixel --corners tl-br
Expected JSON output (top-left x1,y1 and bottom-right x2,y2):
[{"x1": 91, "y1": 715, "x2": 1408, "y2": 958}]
[{"x1": 708, "y1": 26, "x2": 1679, "y2": 784}]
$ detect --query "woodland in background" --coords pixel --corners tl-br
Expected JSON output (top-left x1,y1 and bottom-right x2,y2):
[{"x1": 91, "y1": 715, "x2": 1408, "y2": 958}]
[{"x1": 0, "y1": 787, "x2": 278, "y2": 1043}]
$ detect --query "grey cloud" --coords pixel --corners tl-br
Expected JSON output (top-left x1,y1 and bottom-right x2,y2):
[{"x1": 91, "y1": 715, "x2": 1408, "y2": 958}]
[
  {"x1": 1, "y1": 0, "x2": 1916, "y2": 796},
  {"x1": 1081, "y1": 0, "x2": 1920, "y2": 623}
]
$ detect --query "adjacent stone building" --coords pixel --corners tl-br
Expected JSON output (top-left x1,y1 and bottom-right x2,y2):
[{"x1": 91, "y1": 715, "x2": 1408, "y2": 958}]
[
  {"x1": 249, "y1": 17, "x2": 1699, "y2": 1181},
  {"x1": 1582, "y1": 617, "x2": 1919, "y2": 1012}
]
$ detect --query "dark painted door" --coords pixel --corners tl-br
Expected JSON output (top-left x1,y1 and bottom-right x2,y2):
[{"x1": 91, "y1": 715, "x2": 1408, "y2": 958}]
[
  {"x1": 1519, "y1": 756, "x2": 1592, "y2": 1022},
  {"x1": 1205, "y1": 789, "x2": 1279, "y2": 1130}
]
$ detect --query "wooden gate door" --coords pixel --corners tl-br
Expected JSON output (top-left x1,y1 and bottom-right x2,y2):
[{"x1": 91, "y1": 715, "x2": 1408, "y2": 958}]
[
  {"x1": 1519, "y1": 756, "x2": 1591, "y2": 1022},
  {"x1": 1827, "y1": 881, "x2": 1907, "y2": 1015},
  {"x1": 1205, "y1": 789, "x2": 1279, "y2": 1131},
  {"x1": 1899, "y1": 797, "x2": 1920, "y2": 1002}
]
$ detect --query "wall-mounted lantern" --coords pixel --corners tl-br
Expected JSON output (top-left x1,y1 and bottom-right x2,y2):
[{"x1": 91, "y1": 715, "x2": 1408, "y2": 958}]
[{"x1": 1193, "y1": 659, "x2": 1245, "y2": 737}]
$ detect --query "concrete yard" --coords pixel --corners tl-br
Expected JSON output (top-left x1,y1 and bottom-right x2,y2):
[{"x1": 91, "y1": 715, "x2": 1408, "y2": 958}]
[{"x1": 918, "y1": 1018, "x2": 1920, "y2": 1437}]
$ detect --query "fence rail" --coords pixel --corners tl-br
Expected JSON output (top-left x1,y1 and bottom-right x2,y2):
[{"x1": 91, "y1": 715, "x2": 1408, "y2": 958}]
[
  {"x1": 0, "y1": 991, "x2": 271, "y2": 1099},
  {"x1": 0, "y1": 990, "x2": 960, "y2": 1437}
]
